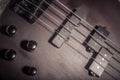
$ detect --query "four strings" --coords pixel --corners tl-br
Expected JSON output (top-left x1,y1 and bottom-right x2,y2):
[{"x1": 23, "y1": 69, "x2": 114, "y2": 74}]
[
  {"x1": 27, "y1": 0, "x2": 120, "y2": 66},
  {"x1": 17, "y1": 0, "x2": 120, "y2": 79},
  {"x1": 50, "y1": 0, "x2": 120, "y2": 56},
  {"x1": 26, "y1": 0, "x2": 120, "y2": 58},
  {"x1": 28, "y1": 0, "x2": 120, "y2": 75},
  {"x1": 24, "y1": 0, "x2": 120, "y2": 76},
  {"x1": 56, "y1": 0, "x2": 120, "y2": 53},
  {"x1": 42, "y1": 0, "x2": 120, "y2": 74}
]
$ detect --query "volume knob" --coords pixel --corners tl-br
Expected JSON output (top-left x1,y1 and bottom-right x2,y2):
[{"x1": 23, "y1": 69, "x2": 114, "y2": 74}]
[
  {"x1": 23, "y1": 66, "x2": 37, "y2": 76},
  {"x1": 2, "y1": 25, "x2": 17, "y2": 37},
  {"x1": 0, "y1": 49, "x2": 16, "y2": 61},
  {"x1": 21, "y1": 40, "x2": 37, "y2": 51}
]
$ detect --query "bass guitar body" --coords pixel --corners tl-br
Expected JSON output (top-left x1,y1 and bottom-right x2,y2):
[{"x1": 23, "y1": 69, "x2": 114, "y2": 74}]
[{"x1": 0, "y1": 0, "x2": 120, "y2": 80}]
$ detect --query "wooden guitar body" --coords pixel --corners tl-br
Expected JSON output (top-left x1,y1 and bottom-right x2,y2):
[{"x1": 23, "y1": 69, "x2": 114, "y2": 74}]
[{"x1": 0, "y1": 0, "x2": 120, "y2": 80}]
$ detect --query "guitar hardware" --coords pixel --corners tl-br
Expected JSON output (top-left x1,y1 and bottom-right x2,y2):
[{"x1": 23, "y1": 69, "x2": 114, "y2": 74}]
[
  {"x1": 22, "y1": 66, "x2": 37, "y2": 76},
  {"x1": 49, "y1": 9, "x2": 76, "y2": 48},
  {"x1": 89, "y1": 48, "x2": 113, "y2": 77},
  {"x1": 83, "y1": 25, "x2": 111, "y2": 77},
  {"x1": 0, "y1": 0, "x2": 120, "y2": 79},
  {"x1": 1, "y1": 25, "x2": 17, "y2": 37},
  {"x1": 21, "y1": 40, "x2": 37, "y2": 52},
  {"x1": 83, "y1": 25, "x2": 110, "y2": 53},
  {"x1": 0, "y1": 49, "x2": 16, "y2": 61},
  {"x1": 11, "y1": 0, "x2": 54, "y2": 24}
]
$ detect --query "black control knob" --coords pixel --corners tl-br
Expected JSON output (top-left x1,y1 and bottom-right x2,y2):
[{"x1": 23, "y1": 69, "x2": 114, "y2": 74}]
[
  {"x1": 21, "y1": 40, "x2": 37, "y2": 51},
  {"x1": 0, "y1": 49, "x2": 16, "y2": 61},
  {"x1": 23, "y1": 66, "x2": 37, "y2": 76},
  {"x1": 1, "y1": 25, "x2": 17, "y2": 37}
]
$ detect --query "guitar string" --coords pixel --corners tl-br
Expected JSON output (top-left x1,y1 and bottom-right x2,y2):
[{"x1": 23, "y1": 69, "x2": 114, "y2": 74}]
[
  {"x1": 42, "y1": 0, "x2": 120, "y2": 72},
  {"x1": 16, "y1": 3, "x2": 119, "y2": 79},
  {"x1": 24, "y1": 0, "x2": 120, "y2": 73},
  {"x1": 34, "y1": 0, "x2": 109, "y2": 49},
  {"x1": 55, "y1": 0, "x2": 120, "y2": 54},
  {"x1": 53, "y1": 1, "x2": 120, "y2": 58},
  {"x1": 21, "y1": 0, "x2": 120, "y2": 75},
  {"x1": 43, "y1": 0, "x2": 120, "y2": 57},
  {"x1": 24, "y1": 0, "x2": 120, "y2": 59},
  {"x1": 41, "y1": 0, "x2": 120, "y2": 70},
  {"x1": 25, "y1": 0, "x2": 120, "y2": 63},
  {"x1": 42, "y1": 0, "x2": 120, "y2": 56}
]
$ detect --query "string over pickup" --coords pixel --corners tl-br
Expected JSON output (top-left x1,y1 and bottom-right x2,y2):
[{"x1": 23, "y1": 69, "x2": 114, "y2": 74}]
[
  {"x1": 89, "y1": 48, "x2": 113, "y2": 77},
  {"x1": 10, "y1": 0, "x2": 54, "y2": 24},
  {"x1": 83, "y1": 25, "x2": 110, "y2": 53},
  {"x1": 49, "y1": 9, "x2": 76, "y2": 48}
]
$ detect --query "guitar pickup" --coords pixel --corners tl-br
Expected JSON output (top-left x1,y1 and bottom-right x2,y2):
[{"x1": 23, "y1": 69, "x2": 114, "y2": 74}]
[
  {"x1": 10, "y1": 0, "x2": 54, "y2": 24},
  {"x1": 49, "y1": 9, "x2": 76, "y2": 48},
  {"x1": 50, "y1": 28, "x2": 71, "y2": 48},
  {"x1": 83, "y1": 25, "x2": 110, "y2": 53},
  {"x1": 89, "y1": 48, "x2": 113, "y2": 77}
]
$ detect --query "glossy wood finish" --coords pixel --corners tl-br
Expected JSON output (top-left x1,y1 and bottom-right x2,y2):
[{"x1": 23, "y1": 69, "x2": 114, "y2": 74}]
[{"x1": 0, "y1": 0, "x2": 120, "y2": 80}]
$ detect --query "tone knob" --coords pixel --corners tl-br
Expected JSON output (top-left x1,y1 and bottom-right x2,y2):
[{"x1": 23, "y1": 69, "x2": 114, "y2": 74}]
[
  {"x1": 0, "y1": 49, "x2": 16, "y2": 61},
  {"x1": 1, "y1": 25, "x2": 17, "y2": 37},
  {"x1": 23, "y1": 66, "x2": 37, "y2": 76},
  {"x1": 21, "y1": 40, "x2": 37, "y2": 51}
]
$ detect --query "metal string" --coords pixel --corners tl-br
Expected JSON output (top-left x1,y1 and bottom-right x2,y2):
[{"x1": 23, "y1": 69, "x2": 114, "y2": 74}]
[
  {"x1": 26, "y1": 0, "x2": 120, "y2": 56},
  {"x1": 26, "y1": 0, "x2": 111, "y2": 60},
  {"x1": 24, "y1": 0, "x2": 120, "y2": 74},
  {"x1": 22, "y1": 0, "x2": 120, "y2": 74},
  {"x1": 43, "y1": 0, "x2": 120, "y2": 56},
  {"x1": 55, "y1": 0, "x2": 120, "y2": 54},
  {"x1": 41, "y1": 0, "x2": 120, "y2": 72},
  {"x1": 43, "y1": 0, "x2": 120, "y2": 60},
  {"x1": 25, "y1": 0, "x2": 120, "y2": 58},
  {"x1": 16, "y1": 2, "x2": 119, "y2": 79}
]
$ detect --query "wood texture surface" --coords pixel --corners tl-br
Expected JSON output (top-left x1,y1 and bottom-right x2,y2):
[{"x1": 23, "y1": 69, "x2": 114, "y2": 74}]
[
  {"x1": 0, "y1": 0, "x2": 10, "y2": 15},
  {"x1": 0, "y1": 0, "x2": 120, "y2": 80}
]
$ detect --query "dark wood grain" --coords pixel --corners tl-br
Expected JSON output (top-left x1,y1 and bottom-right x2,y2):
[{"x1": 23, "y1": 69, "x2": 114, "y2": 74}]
[
  {"x1": 0, "y1": 0, "x2": 120, "y2": 80},
  {"x1": 0, "y1": 0, "x2": 11, "y2": 15}
]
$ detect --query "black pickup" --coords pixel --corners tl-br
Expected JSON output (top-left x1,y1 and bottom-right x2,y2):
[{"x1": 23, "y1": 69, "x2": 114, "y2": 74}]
[
  {"x1": 84, "y1": 25, "x2": 111, "y2": 77},
  {"x1": 49, "y1": 9, "x2": 76, "y2": 48},
  {"x1": 83, "y1": 25, "x2": 110, "y2": 53},
  {"x1": 10, "y1": 0, "x2": 54, "y2": 24}
]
